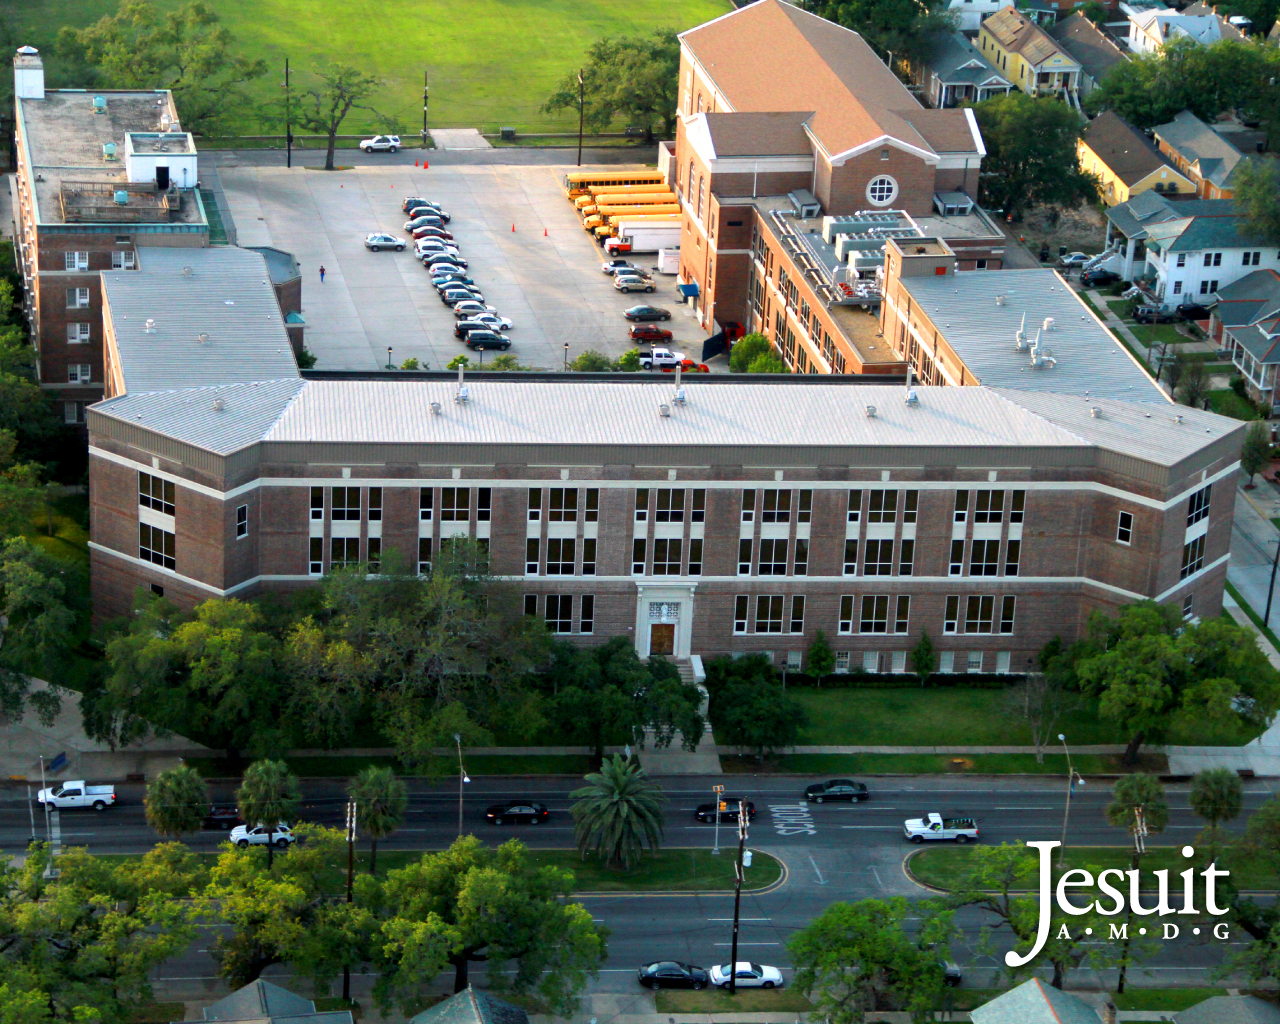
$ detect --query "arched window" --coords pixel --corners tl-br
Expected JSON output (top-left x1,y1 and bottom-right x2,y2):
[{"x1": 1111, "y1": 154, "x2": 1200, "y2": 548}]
[
  {"x1": 697, "y1": 175, "x2": 705, "y2": 219},
  {"x1": 696, "y1": 92, "x2": 703, "y2": 114},
  {"x1": 687, "y1": 160, "x2": 694, "y2": 202}
]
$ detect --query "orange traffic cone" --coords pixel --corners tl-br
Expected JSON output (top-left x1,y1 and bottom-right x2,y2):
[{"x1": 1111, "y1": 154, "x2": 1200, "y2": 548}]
[
  {"x1": 512, "y1": 223, "x2": 516, "y2": 232},
  {"x1": 414, "y1": 159, "x2": 418, "y2": 167},
  {"x1": 544, "y1": 228, "x2": 548, "y2": 237},
  {"x1": 424, "y1": 160, "x2": 429, "y2": 168}
]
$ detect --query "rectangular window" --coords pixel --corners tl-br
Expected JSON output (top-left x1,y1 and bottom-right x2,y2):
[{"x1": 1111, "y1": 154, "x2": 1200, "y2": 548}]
[
  {"x1": 111, "y1": 250, "x2": 136, "y2": 270},
  {"x1": 903, "y1": 490, "x2": 918, "y2": 524},
  {"x1": 580, "y1": 595, "x2": 596, "y2": 634},
  {"x1": 1200, "y1": 279, "x2": 1218, "y2": 294},
  {"x1": 1117, "y1": 511, "x2": 1133, "y2": 545},
  {"x1": 762, "y1": 489, "x2": 791, "y2": 523},
  {"x1": 419, "y1": 488, "x2": 433, "y2": 521},
  {"x1": 691, "y1": 489, "x2": 705, "y2": 523},
  {"x1": 1177, "y1": 253, "x2": 1187, "y2": 268},
  {"x1": 1010, "y1": 490, "x2": 1025, "y2": 524},
  {"x1": 63, "y1": 401, "x2": 87, "y2": 425},
  {"x1": 418, "y1": 538, "x2": 432, "y2": 575},
  {"x1": 139, "y1": 523, "x2": 175, "y2": 570},
  {"x1": 974, "y1": 490, "x2": 1004, "y2": 524},
  {"x1": 734, "y1": 596, "x2": 749, "y2": 634},
  {"x1": 656, "y1": 488, "x2": 685, "y2": 522},
  {"x1": 524, "y1": 594, "x2": 538, "y2": 617},
  {"x1": 868, "y1": 490, "x2": 897, "y2": 523},
  {"x1": 476, "y1": 488, "x2": 491, "y2": 522},
  {"x1": 309, "y1": 537, "x2": 324, "y2": 575},
  {"x1": 549, "y1": 487, "x2": 578, "y2": 522},
  {"x1": 839, "y1": 595, "x2": 854, "y2": 634},
  {"x1": 967, "y1": 652, "x2": 984, "y2": 673},
  {"x1": 1182, "y1": 593, "x2": 1194, "y2": 620},
  {"x1": 653, "y1": 538, "x2": 682, "y2": 575},
  {"x1": 687, "y1": 538, "x2": 703, "y2": 575},
  {"x1": 953, "y1": 491, "x2": 969, "y2": 522},
  {"x1": 894, "y1": 596, "x2": 910, "y2": 635},
  {"x1": 633, "y1": 538, "x2": 647, "y2": 575},
  {"x1": 332, "y1": 487, "x2": 360, "y2": 521},
  {"x1": 759, "y1": 538, "x2": 787, "y2": 575},
  {"x1": 68, "y1": 363, "x2": 92, "y2": 384},
  {"x1": 635, "y1": 488, "x2": 649, "y2": 521},
  {"x1": 999, "y1": 596, "x2": 1016, "y2": 634},
  {"x1": 843, "y1": 539, "x2": 859, "y2": 575},
  {"x1": 739, "y1": 539, "x2": 753, "y2": 575},
  {"x1": 797, "y1": 489, "x2": 812, "y2": 523},
  {"x1": 367, "y1": 538, "x2": 382, "y2": 573},
  {"x1": 1173, "y1": 281, "x2": 1183, "y2": 294},
  {"x1": 899, "y1": 539, "x2": 915, "y2": 576},
  {"x1": 1204, "y1": 252, "x2": 1222, "y2": 267},
  {"x1": 526, "y1": 538, "x2": 540, "y2": 575},
  {"x1": 584, "y1": 488, "x2": 599, "y2": 522},
  {"x1": 66, "y1": 323, "x2": 91, "y2": 343},
  {"x1": 793, "y1": 538, "x2": 808, "y2": 576},
  {"x1": 864, "y1": 539, "x2": 893, "y2": 575},
  {"x1": 965, "y1": 595, "x2": 995, "y2": 634},
  {"x1": 311, "y1": 487, "x2": 324, "y2": 521},
  {"x1": 546, "y1": 538, "x2": 575, "y2": 575},
  {"x1": 949, "y1": 540, "x2": 964, "y2": 575},
  {"x1": 442, "y1": 487, "x2": 469, "y2": 521},
  {"x1": 1181, "y1": 535, "x2": 1205, "y2": 578},
  {"x1": 970, "y1": 539, "x2": 999, "y2": 576},
  {"x1": 756, "y1": 595, "x2": 784, "y2": 633},
  {"x1": 138, "y1": 473, "x2": 175, "y2": 515},
  {"x1": 331, "y1": 537, "x2": 359, "y2": 567},
  {"x1": 235, "y1": 504, "x2": 248, "y2": 538},
  {"x1": 1187, "y1": 485, "x2": 1211, "y2": 526},
  {"x1": 944, "y1": 595, "x2": 959, "y2": 634},
  {"x1": 789, "y1": 596, "x2": 805, "y2": 633},
  {"x1": 847, "y1": 490, "x2": 862, "y2": 522},
  {"x1": 368, "y1": 487, "x2": 382, "y2": 522},
  {"x1": 67, "y1": 287, "x2": 90, "y2": 308},
  {"x1": 528, "y1": 487, "x2": 542, "y2": 521},
  {"x1": 741, "y1": 489, "x2": 756, "y2": 522},
  {"x1": 835, "y1": 651, "x2": 850, "y2": 673},
  {"x1": 546, "y1": 594, "x2": 572, "y2": 634},
  {"x1": 65, "y1": 251, "x2": 88, "y2": 271},
  {"x1": 860, "y1": 595, "x2": 889, "y2": 634},
  {"x1": 1004, "y1": 540, "x2": 1021, "y2": 576}
]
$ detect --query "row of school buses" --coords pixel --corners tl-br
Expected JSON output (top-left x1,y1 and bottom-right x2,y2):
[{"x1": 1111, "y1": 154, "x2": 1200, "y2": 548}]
[{"x1": 561, "y1": 170, "x2": 681, "y2": 240}]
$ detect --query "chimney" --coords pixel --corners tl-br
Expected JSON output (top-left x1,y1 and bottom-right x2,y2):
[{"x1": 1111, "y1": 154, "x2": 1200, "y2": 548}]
[{"x1": 14, "y1": 46, "x2": 44, "y2": 101}]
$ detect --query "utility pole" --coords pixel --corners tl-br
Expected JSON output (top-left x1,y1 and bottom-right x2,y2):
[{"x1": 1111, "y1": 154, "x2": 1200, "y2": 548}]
[
  {"x1": 422, "y1": 70, "x2": 429, "y2": 149},
  {"x1": 1265, "y1": 535, "x2": 1280, "y2": 627},
  {"x1": 711, "y1": 784, "x2": 725, "y2": 855},
  {"x1": 576, "y1": 70, "x2": 585, "y2": 168},
  {"x1": 342, "y1": 800, "x2": 356, "y2": 1002},
  {"x1": 455, "y1": 733, "x2": 470, "y2": 837},
  {"x1": 1117, "y1": 805, "x2": 1147, "y2": 994},
  {"x1": 38, "y1": 755, "x2": 50, "y2": 846},
  {"x1": 284, "y1": 59, "x2": 292, "y2": 168},
  {"x1": 728, "y1": 799, "x2": 750, "y2": 995}
]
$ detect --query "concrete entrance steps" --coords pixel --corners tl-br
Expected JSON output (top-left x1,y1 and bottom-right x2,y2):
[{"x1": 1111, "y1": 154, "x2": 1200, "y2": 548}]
[{"x1": 637, "y1": 656, "x2": 723, "y2": 775}]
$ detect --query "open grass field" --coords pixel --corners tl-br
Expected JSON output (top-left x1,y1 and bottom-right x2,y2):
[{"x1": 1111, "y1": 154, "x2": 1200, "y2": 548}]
[
  {"x1": 187, "y1": 753, "x2": 595, "y2": 778},
  {"x1": 1, "y1": 0, "x2": 731, "y2": 134},
  {"x1": 655, "y1": 988, "x2": 814, "y2": 1013},
  {"x1": 722, "y1": 751, "x2": 1170, "y2": 776}
]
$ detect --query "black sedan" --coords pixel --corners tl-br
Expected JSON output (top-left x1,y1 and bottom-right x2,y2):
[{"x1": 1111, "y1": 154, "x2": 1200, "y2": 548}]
[
  {"x1": 466, "y1": 330, "x2": 511, "y2": 352},
  {"x1": 1080, "y1": 268, "x2": 1119, "y2": 287},
  {"x1": 638, "y1": 961, "x2": 709, "y2": 991},
  {"x1": 624, "y1": 305, "x2": 672, "y2": 322},
  {"x1": 804, "y1": 779, "x2": 869, "y2": 803},
  {"x1": 1177, "y1": 302, "x2": 1212, "y2": 320},
  {"x1": 485, "y1": 801, "x2": 548, "y2": 825},
  {"x1": 695, "y1": 798, "x2": 756, "y2": 823},
  {"x1": 202, "y1": 805, "x2": 243, "y2": 830}
]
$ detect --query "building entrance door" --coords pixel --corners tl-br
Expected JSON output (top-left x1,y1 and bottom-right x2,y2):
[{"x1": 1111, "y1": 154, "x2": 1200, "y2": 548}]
[{"x1": 650, "y1": 623, "x2": 675, "y2": 656}]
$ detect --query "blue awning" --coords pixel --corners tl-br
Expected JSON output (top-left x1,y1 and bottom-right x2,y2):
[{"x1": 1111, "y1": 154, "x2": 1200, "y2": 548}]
[{"x1": 678, "y1": 282, "x2": 700, "y2": 298}]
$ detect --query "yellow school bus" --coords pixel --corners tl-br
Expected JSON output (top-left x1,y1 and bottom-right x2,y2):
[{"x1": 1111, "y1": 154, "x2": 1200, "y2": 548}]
[
  {"x1": 562, "y1": 169, "x2": 664, "y2": 198},
  {"x1": 579, "y1": 193, "x2": 676, "y2": 218},
  {"x1": 596, "y1": 203, "x2": 681, "y2": 218}
]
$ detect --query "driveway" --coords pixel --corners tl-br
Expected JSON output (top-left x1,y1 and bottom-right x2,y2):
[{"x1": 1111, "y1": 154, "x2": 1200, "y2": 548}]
[{"x1": 216, "y1": 159, "x2": 706, "y2": 371}]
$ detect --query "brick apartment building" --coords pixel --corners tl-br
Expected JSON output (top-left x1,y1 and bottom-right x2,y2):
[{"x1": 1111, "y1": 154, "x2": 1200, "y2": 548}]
[
  {"x1": 11, "y1": 46, "x2": 209, "y2": 423},
  {"x1": 88, "y1": 370, "x2": 1241, "y2": 674},
  {"x1": 663, "y1": 0, "x2": 1006, "y2": 376}
]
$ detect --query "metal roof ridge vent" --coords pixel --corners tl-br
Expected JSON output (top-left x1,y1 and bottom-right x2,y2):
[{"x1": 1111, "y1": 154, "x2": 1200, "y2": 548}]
[
  {"x1": 430, "y1": 401, "x2": 441, "y2": 416},
  {"x1": 197, "y1": 332, "x2": 208, "y2": 344},
  {"x1": 213, "y1": 397, "x2": 226, "y2": 412},
  {"x1": 144, "y1": 318, "x2": 156, "y2": 333},
  {"x1": 455, "y1": 364, "x2": 469, "y2": 404},
  {"x1": 865, "y1": 404, "x2": 876, "y2": 417},
  {"x1": 182, "y1": 266, "x2": 193, "y2": 277},
  {"x1": 659, "y1": 403, "x2": 671, "y2": 418}
]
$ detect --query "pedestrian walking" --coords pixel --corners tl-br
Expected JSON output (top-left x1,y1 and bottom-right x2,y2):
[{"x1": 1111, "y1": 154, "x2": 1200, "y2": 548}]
[{"x1": 319, "y1": 265, "x2": 326, "y2": 283}]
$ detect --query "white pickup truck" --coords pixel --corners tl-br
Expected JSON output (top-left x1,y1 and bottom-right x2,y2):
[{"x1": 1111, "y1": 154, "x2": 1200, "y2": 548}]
[
  {"x1": 38, "y1": 781, "x2": 117, "y2": 811},
  {"x1": 903, "y1": 812, "x2": 979, "y2": 844},
  {"x1": 639, "y1": 347, "x2": 685, "y2": 370}
]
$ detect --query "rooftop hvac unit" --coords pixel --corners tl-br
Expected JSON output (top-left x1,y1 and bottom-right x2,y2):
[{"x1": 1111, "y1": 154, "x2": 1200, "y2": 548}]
[
  {"x1": 112, "y1": 190, "x2": 128, "y2": 205},
  {"x1": 789, "y1": 189, "x2": 820, "y2": 219},
  {"x1": 92, "y1": 95, "x2": 106, "y2": 114},
  {"x1": 102, "y1": 142, "x2": 117, "y2": 161}
]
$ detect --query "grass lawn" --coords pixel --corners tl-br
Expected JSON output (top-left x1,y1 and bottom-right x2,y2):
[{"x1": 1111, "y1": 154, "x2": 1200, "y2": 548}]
[
  {"x1": 24, "y1": 492, "x2": 89, "y2": 566},
  {"x1": 654, "y1": 988, "x2": 814, "y2": 1013},
  {"x1": 910, "y1": 845, "x2": 1280, "y2": 892},
  {"x1": 1112, "y1": 988, "x2": 1229, "y2": 1011},
  {"x1": 3, "y1": 0, "x2": 731, "y2": 134},
  {"x1": 722, "y1": 752, "x2": 1169, "y2": 776},
  {"x1": 1209, "y1": 388, "x2": 1263, "y2": 421},
  {"x1": 1224, "y1": 580, "x2": 1280, "y2": 652},
  {"x1": 187, "y1": 753, "x2": 594, "y2": 778},
  {"x1": 788, "y1": 687, "x2": 1260, "y2": 748}
]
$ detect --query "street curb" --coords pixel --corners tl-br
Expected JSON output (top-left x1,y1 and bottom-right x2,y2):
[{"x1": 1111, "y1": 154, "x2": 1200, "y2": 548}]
[
  {"x1": 902, "y1": 849, "x2": 947, "y2": 893},
  {"x1": 573, "y1": 850, "x2": 790, "y2": 899}
]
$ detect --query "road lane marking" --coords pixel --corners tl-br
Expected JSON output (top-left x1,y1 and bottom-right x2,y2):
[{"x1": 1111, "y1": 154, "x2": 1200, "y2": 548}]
[
  {"x1": 713, "y1": 942, "x2": 780, "y2": 946},
  {"x1": 842, "y1": 825, "x2": 901, "y2": 829},
  {"x1": 994, "y1": 806, "x2": 1054, "y2": 810},
  {"x1": 871, "y1": 866, "x2": 883, "y2": 887},
  {"x1": 809, "y1": 856, "x2": 827, "y2": 884},
  {"x1": 708, "y1": 918, "x2": 770, "y2": 921},
  {"x1": 769, "y1": 803, "x2": 816, "y2": 836}
]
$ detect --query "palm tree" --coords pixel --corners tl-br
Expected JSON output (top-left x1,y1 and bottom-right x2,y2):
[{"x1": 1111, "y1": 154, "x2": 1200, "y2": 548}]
[
  {"x1": 1189, "y1": 768, "x2": 1243, "y2": 858},
  {"x1": 1106, "y1": 773, "x2": 1168, "y2": 994},
  {"x1": 236, "y1": 759, "x2": 302, "y2": 868},
  {"x1": 571, "y1": 754, "x2": 665, "y2": 871},
  {"x1": 144, "y1": 764, "x2": 207, "y2": 839},
  {"x1": 347, "y1": 765, "x2": 408, "y2": 874}
]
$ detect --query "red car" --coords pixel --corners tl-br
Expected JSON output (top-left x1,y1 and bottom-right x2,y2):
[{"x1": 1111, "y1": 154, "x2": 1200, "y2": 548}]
[
  {"x1": 661, "y1": 359, "x2": 710, "y2": 373},
  {"x1": 412, "y1": 226, "x2": 454, "y2": 241},
  {"x1": 629, "y1": 324, "x2": 674, "y2": 343}
]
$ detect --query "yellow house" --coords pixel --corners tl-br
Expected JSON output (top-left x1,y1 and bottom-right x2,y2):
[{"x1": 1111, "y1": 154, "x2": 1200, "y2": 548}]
[
  {"x1": 979, "y1": 6, "x2": 1081, "y2": 98},
  {"x1": 1078, "y1": 110, "x2": 1197, "y2": 206}
]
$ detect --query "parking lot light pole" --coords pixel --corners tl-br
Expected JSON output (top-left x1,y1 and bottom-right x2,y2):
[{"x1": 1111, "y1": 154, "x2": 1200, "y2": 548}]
[
  {"x1": 563, "y1": 342, "x2": 569, "y2": 371},
  {"x1": 1057, "y1": 733, "x2": 1085, "y2": 869},
  {"x1": 342, "y1": 800, "x2": 356, "y2": 1001},
  {"x1": 455, "y1": 732, "x2": 469, "y2": 837},
  {"x1": 386, "y1": 346, "x2": 394, "y2": 370},
  {"x1": 576, "y1": 70, "x2": 585, "y2": 168}
]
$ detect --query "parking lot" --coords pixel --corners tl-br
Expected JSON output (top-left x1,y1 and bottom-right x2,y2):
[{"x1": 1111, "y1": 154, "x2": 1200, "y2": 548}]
[{"x1": 216, "y1": 158, "x2": 712, "y2": 371}]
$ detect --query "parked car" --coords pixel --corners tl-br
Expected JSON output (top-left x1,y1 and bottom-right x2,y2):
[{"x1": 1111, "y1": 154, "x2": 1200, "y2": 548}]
[
  {"x1": 804, "y1": 779, "x2": 869, "y2": 803},
  {"x1": 37, "y1": 781, "x2": 116, "y2": 811},
  {"x1": 456, "y1": 315, "x2": 513, "y2": 335},
  {"x1": 453, "y1": 301, "x2": 496, "y2": 318},
  {"x1": 433, "y1": 274, "x2": 475, "y2": 289},
  {"x1": 416, "y1": 243, "x2": 461, "y2": 259},
  {"x1": 402, "y1": 197, "x2": 441, "y2": 213},
  {"x1": 707, "y1": 963, "x2": 784, "y2": 990},
  {"x1": 364, "y1": 233, "x2": 405, "y2": 252},
  {"x1": 466, "y1": 332, "x2": 511, "y2": 352},
  {"x1": 614, "y1": 274, "x2": 656, "y2": 294},
  {"x1": 1080, "y1": 268, "x2": 1119, "y2": 287},
  {"x1": 902, "y1": 812, "x2": 979, "y2": 844},
  {"x1": 230, "y1": 823, "x2": 295, "y2": 848},
  {"x1": 407, "y1": 204, "x2": 450, "y2": 223},
  {"x1": 360, "y1": 134, "x2": 400, "y2": 153},
  {"x1": 1177, "y1": 302, "x2": 1212, "y2": 320},
  {"x1": 484, "y1": 800, "x2": 547, "y2": 824},
  {"x1": 661, "y1": 359, "x2": 710, "y2": 373},
  {"x1": 203, "y1": 805, "x2": 244, "y2": 830},
  {"x1": 411, "y1": 224, "x2": 453, "y2": 239},
  {"x1": 603, "y1": 259, "x2": 643, "y2": 275},
  {"x1": 1058, "y1": 251, "x2": 1090, "y2": 268},
  {"x1": 694, "y1": 798, "x2": 755, "y2": 823},
  {"x1": 406, "y1": 214, "x2": 444, "y2": 230},
  {"x1": 1133, "y1": 305, "x2": 1177, "y2": 324},
  {"x1": 639, "y1": 347, "x2": 685, "y2": 370},
  {"x1": 443, "y1": 288, "x2": 485, "y2": 306},
  {"x1": 637, "y1": 962, "x2": 709, "y2": 991},
  {"x1": 425, "y1": 255, "x2": 468, "y2": 271},
  {"x1": 629, "y1": 324, "x2": 673, "y2": 343},
  {"x1": 624, "y1": 305, "x2": 672, "y2": 322}
]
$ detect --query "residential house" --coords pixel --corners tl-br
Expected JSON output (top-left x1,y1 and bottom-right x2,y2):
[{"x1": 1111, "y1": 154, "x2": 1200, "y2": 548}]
[
  {"x1": 410, "y1": 987, "x2": 530, "y2": 1024},
  {"x1": 1170, "y1": 1, "x2": 1251, "y2": 39},
  {"x1": 1079, "y1": 110, "x2": 1195, "y2": 205},
  {"x1": 1209, "y1": 270, "x2": 1280, "y2": 413},
  {"x1": 1048, "y1": 13, "x2": 1129, "y2": 99},
  {"x1": 177, "y1": 979, "x2": 353, "y2": 1024},
  {"x1": 971, "y1": 979, "x2": 1107, "y2": 1023},
  {"x1": 1128, "y1": 7, "x2": 1240, "y2": 51},
  {"x1": 1174, "y1": 995, "x2": 1280, "y2": 1023},
  {"x1": 1153, "y1": 109, "x2": 1249, "y2": 199},
  {"x1": 918, "y1": 32, "x2": 1013, "y2": 109},
  {"x1": 978, "y1": 7, "x2": 1082, "y2": 101}
]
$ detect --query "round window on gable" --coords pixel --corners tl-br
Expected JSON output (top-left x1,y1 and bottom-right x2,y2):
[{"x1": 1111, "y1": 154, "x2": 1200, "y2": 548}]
[{"x1": 866, "y1": 175, "x2": 898, "y2": 206}]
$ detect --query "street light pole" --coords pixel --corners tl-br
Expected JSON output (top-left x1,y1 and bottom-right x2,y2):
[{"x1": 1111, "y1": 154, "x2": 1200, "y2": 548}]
[
  {"x1": 38, "y1": 755, "x2": 50, "y2": 846},
  {"x1": 455, "y1": 732, "x2": 470, "y2": 837},
  {"x1": 1264, "y1": 535, "x2": 1280, "y2": 627},
  {"x1": 576, "y1": 70, "x2": 585, "y2": 168},
  {"x1": 422, "y1": 69, "x2": 430, "y2": 149},
  {"x1": 386, "y1": 346, "x2": 394, "y2": 370},
  {"x1": 1057, "y1": 733, "x2": 1085, "y2": 869},
  {"x1": 728, "y1": 799, "x2": 749, "y2": 996},
  {"x1": 711, "y1": 784, "x2": 725, "y2": 855},
  {"x1": 284, "y1": 58, "x2": 292, "y2": 169},
  {"x1": 563, "y1": 341, "x2": 570, "y2": 371}
]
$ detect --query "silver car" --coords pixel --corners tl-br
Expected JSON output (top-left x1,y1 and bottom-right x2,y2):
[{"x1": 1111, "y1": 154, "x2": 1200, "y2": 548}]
[{"x1": 365, "y1": 233, "x2": 404, "y2": 252}]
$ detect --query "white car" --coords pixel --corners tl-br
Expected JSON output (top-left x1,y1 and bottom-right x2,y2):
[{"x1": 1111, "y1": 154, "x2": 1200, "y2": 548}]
[
  {"x1": 416, "y1": 241, "x2": 461, "y2": 259},
  {"x1": 1058, "y1": 251, "x2": 1090, "y2": 268},
  {"x1": 361, "y1": 134, "x2": 401, "y2": 153},
  {"x1": 470, "y1": 314, "x2": 513, "y2": 331},
  {"x1": 708, "y1": 962, "x2": 784, "y2": 990},
  {"x1": 365, "y1": 233, "x2": 405, "y2": 252},
  {"x1": 452, "y1": 300, "x2": 497, "y2": 318},
  {"x1": 602, "y1": 259, "x2": 642, "y2": 275},
  {"x1": 230, "y1": 823, "x2": 294, "y2": 848}
]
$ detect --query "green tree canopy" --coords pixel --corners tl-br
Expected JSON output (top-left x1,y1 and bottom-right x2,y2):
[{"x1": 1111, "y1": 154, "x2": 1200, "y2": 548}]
[
  {"x1": 1189, "y1": 767, "x2": 1243, "y2": 855},
  {"x1": 1234, "y1": 159, "x2": 1280, "y2": 248},
  {"x1": 729, "y1": 333, "x2": 771, "y2": 373},
  {"x1": 1107, "y1": 773, "x2": 1170, "y2": 836},
  {"x1": 348, "y1": 765, "x2": 408, "y2": 874},
  {"x1": 819, "y1": 0, "x2": 955, "y2": 65},
  {"x1": 571, "y1": 754, "x2": 666, "y2": 870},
  {"x1": 705, "y1": 654, "x2": 808, "y2": 762},
  {"x1": 144, "y1": 763, "x2": 208, "y2": 839},
  {"x1": 236, "y1": 759, "x2": 302, "y2": 868},
  {"x1": 292, "y1": 62, "x2": 382, "y2": 170},
  {"x1": 807, "y1": 629, "x2": 836, "y2": 679},
  {"x1": 1242, "y1": 420, "x2": 1272, "y2": 485}
]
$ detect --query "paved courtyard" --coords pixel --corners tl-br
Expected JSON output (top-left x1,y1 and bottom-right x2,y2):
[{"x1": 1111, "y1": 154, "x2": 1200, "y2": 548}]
[{"x1": 217, "y1": 159, "x2": 708, "y2": 371}]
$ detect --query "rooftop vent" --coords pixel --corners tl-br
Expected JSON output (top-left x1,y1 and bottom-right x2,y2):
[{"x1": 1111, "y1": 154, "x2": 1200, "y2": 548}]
[
  {"x1": 1015, "y1": 313, "x2": 1028, "y2": 351},
  {"x1": 212, "y1": 397, "x2": 225, "y2": 412},
  {"x1": 102, "y1": 142, "x2": 117, "y2": 161},
  {"x1": 1090, "y1": 406, "x2": 1102, "y2": 418},
  {"x1": 905, "y1": 388, "x2": 919, "y2": 406},
  {"x1": 659, "y1": 403, "x2": 671, "y2": 418},
  {"x1": 92, "y1": 95, "x2": 106, "y2": 114},
  {"x1": 196, "y1": 332, "x2": 208, "y2": 344},
  {"x1": 1042, "y1": 317, "x2": 1055, "y2": 332},
  {"x1": 143, "y1": 318, "x2": 156, "y2": 333},
  {"x1": 865, "y1": 404, "x2": 877, "y2": 418},
  {"x1": 673, "y1": 386, "x2": 686, "y2": 406},
  {"x1": 455, "y1": 364, "x2": 469, "y2": 404},
  {"x1": 430, "y1": 401, "x2": 441, "y2": 416},
  {"x1": 1174, "y1": 414, "x2": 1184, "y2": 424},
  {"x1": 112, "y1": 190, "x2": 128, "y2": 205},
  {"x1": 182, "y1": 266, "x2": 193, "y2": 277},
  {"x1": 995, "y1": 294, "x2": 1006, "y2": 306}
]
